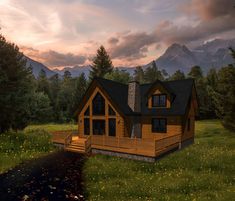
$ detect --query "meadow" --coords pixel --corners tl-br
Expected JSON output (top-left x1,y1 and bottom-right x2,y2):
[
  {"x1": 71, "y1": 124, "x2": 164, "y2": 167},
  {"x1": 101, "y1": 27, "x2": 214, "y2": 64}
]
[
  {"x1": 0, "y1": 129, "x2": 55, "y2": 173},
  {"x1": 83, "y1": 120, "x2": 235, "y2": 201},
  {"x1": 0, "y1": 120, "x2": 234, "y2": 200}
]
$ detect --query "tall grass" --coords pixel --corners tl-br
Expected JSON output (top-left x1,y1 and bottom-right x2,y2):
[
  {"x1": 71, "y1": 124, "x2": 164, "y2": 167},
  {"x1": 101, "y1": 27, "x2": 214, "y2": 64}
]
[
  {"x1": 0, "y1": 129, "x2": 55, "y2": 173},
  {"x1": 83, "y1": 120, "x2": 235, "y2": 201},
  {"x1": 25, "y1": 123, "x2": 77, "y2": 132}
]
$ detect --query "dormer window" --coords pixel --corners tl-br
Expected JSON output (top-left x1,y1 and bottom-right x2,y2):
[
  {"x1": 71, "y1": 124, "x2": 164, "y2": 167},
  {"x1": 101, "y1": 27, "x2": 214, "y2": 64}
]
[{"x1": 152, "y1": 94, "x2": 167, "y2": 107}]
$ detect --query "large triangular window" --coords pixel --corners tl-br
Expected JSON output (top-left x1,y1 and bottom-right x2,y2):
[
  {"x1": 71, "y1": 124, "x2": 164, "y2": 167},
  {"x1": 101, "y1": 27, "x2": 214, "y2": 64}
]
[{"x1": 92, "y1": 92, "x2": 105, "y2": 115}]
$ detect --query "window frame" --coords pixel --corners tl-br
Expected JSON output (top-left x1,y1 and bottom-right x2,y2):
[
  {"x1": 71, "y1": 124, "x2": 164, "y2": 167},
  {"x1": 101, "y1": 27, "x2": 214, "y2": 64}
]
[
  {"x1": 152, "y1": 94, "x2": 167, "y2": 107},
  {"x1": 152, "y1": 118, "x2": 167, "y2": 133},
  {"x1": 108, "y1": 105, "x2": 116, "y2": 116}
]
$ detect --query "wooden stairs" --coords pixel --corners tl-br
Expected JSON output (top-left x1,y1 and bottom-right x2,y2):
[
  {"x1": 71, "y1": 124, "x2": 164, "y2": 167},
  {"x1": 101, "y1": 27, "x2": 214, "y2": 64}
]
[{"x1": 64, "y1": 135, "x2": 91, "y2": 154}]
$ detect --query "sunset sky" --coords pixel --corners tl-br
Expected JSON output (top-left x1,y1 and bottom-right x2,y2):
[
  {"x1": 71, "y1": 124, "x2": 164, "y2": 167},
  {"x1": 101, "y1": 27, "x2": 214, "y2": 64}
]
[{"x1": 0, "y1": 0, "x2": 234, "y2": 69}]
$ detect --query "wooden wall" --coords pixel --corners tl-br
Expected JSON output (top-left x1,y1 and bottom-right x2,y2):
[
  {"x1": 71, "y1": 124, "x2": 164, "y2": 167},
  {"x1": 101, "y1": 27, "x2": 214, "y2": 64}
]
[
  {"x1": 78, "y1": 86, "x2": 126, "y2": 138},
  {"x1": 141, "y1": 116, "x2": 182, "y2": 140},
  {"x1": 181, "y1": 92, "x2": 196, "y2": 141}
]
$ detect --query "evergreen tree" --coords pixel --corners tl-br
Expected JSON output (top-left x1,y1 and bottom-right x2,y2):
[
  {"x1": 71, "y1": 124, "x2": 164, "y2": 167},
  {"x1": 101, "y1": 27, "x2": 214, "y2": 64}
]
[
  {"x1": 31, "y1": 92, "x2": 53, "y2": 123},
  {"x1": 0, "y1": 34, "x2": 35, "y2": 132},
  {"x1": 212, "y1": 65, "x2": 235, "y2": 131},
  {"x1": 37, "y1": 69, "x2": 50, "y2": 98},
  {"x1": 188, "y1": 66, "x2": 209, "y2": 118},
  {"x1": 144, "y1": 61, "x2": 164, "y2": 83},
  {"x1": 72, "y1": 73, "x2": 87, "y2": 114},
  {"x1": 89, "y1": 45, "x2": 113, "y2": 79},
  {"x1": 104, "y1": 69, "x2": 131, "y2": 84},
  {"x1": 188, "y1": 65, "x2": 203, "y2": 80},
  {"x1": 58, "y1": 71, "x2": 74, "y2": 122},
  {"x1": 229, "y1": 47, "x2": 235, "y2": 59},
  {"x1": 133, "y1": 66, "x2": 145, "y2": 83},
  {"x1": 49, "y1": 73, "x2": 61, "y2": 121},
  {"x1": 169, "y1": 70, "x2": 185, "y2": 80}
]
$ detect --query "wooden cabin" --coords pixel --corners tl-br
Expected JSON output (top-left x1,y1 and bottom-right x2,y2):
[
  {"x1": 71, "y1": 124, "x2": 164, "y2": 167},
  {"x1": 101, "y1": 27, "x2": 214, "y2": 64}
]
[{"x1": 68, "y1": 77, "x2": 198, "y2": 162}]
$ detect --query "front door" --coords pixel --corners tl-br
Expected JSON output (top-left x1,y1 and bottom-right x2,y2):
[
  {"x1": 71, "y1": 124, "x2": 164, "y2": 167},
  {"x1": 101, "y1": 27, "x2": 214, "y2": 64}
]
[{"x1": 93, "y1": 120, "x2": 105, "y2": 135}]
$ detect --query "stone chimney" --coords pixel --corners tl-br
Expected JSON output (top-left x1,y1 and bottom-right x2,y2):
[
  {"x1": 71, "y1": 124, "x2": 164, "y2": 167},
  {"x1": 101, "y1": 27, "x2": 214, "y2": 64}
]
[
  {"x1": 128, "y1": 81, "x2": 141, "y2": 138},
  {"x1": 128, "y1": 81, "x2": 141, "y2": 112}
]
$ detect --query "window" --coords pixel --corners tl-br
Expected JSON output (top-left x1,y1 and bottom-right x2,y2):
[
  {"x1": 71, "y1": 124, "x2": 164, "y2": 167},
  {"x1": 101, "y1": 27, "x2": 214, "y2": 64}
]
[
  {"x1": 152, "y1": 94, "x2": 167, "y2": 107},
  {"x1": 108, "y1": 118, "x2": 116, "y2": 136},
  {"x1": 92, "y1": 92, "x2": 105, "y2": 115},
  {"x1": 84, "y1": 118, "x2": 90, "y2": 135},
  {"x1": 93, "y1": 120, "x2": 105, "y2": 135},
  {"x1": 84, "y1": 107, "x2": 90, "y2": 116},
  {"x1": 187, "y1": 118, "x2": 190, "y2": 131},
  {"x1": 152, "y1": 118, "x2": 167, "y2": 133},
  {"x1": 108, "y1": 106, "x2": 116, "y2": 116}
]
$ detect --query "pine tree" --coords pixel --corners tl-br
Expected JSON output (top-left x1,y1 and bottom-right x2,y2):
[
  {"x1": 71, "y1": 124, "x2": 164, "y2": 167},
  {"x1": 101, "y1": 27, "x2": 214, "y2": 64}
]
[
  {"x1": 37, "y1": 69, "x2": 50, "y2": 98},
  {"x1": 0, "y1": 34, "x2": 35, "y2": 132},
  {"x1": 89, "y1": 45, "x2": 113, "y2": 79},
  {"x1": 169, "y1": 70, "x2": 185, "y2": 80},
  {"x1": 212, "y1": 65, "x2": 235, "y2": 131},
  {"x1": 144, "y1": 61, "x2": 164, "y2": 83},
  {"x1": 133, "y1": 66, "x2": 145, "y2": 83},
  {"x1": 105, "y1": 69, "x2": 131, "y2": 84},
  {"x1": 72, "y1": 73, "x2": 87, "y2": 113}
]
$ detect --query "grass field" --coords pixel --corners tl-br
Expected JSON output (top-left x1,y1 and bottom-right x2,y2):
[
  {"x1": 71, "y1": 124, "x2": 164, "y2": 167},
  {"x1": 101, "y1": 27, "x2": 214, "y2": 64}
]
[
  {"x1": 0, "y1": 130, "x2": 55, "y2": 173},
  {"x1": 83, "y1": 120, "x2": 235, "y2": 201},
  {"x1": 25, "y1": 123, "x2": 77, "y2": 132}
]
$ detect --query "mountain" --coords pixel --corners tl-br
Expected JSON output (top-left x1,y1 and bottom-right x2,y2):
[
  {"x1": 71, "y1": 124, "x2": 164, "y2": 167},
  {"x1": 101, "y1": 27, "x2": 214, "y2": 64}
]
[
  {"x1": 26, "y1": 38, "x2": 235, "y2": 77},
  {"x1": 155, "y1": 39, "x2": 235, "y2": 74},
  {"x1": 54, "y1": 65, "x2": 137, "y2": 78},
  {"x1": 25, "y1": 56, "x2": 56, "y2": 78},
  {"x1": 54, "y1": 65, "x2": 91, "y2": 78}
]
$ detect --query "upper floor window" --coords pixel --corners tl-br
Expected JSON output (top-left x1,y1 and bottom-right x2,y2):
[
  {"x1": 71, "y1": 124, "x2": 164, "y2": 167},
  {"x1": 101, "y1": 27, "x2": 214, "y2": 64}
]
[
  {"x1": 152, "y1": 94, "x2": 167, "y2": 107},
  {"x1": 92, "y1": 92, "x2": 105, "y2": 115},
  {"x1": 152, "y1": 118, "x2": 167, "y2": 133}
]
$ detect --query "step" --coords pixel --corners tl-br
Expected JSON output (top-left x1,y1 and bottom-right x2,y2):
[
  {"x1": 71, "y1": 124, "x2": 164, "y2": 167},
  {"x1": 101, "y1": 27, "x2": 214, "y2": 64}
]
[
  {"x1": 65, "y1": 147, "x2": 86, "y2": 153},
  {"x1": 67, "y1": 145, "x2": 85, "y2": 149},
  {"x1": 71, "y1": 142, "x2": 85, "y2": 146}
]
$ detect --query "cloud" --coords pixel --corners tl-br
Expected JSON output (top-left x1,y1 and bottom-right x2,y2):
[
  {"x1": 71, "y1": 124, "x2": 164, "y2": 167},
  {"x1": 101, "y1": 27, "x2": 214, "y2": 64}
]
[
  {"x1": 21, "y1": 46, "x2": 87, "y2": 67},
  {"x1": 108, "y1": 0, "x2": 235, "y2": 61},
  {"x1": 184, "y1": 0, "x2": 235, "y2": 21}
]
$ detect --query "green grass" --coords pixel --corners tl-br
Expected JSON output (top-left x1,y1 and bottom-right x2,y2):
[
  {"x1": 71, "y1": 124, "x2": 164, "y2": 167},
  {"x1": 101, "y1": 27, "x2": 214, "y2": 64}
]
[
  {"x1": 83, "y1": 120, "x2": 235, "y2": 201},
  {"x1": 0, "y1": 129, "x2": 55, "y2": 173},
  {"x1": 25, "y1": 123, "x2": 77, "y2": 132}
]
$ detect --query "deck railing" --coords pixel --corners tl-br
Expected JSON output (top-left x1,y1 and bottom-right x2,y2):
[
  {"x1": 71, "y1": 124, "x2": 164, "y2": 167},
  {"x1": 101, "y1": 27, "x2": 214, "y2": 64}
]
[
  {"x1": 155, "y1": 134, "x2": 181, "y2": 154},
  {"x1": 88, "y1": 134, "x2": 181, "y2": 157},
  {"x1": 64, "y1": 133, "x2": 73, "y2": 148}
]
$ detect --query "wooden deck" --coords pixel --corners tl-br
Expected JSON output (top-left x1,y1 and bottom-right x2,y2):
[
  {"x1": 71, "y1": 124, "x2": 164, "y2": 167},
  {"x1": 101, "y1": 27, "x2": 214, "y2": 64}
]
[{"x1": 51, "y1": 131, "x2": 181, "y2": 157}]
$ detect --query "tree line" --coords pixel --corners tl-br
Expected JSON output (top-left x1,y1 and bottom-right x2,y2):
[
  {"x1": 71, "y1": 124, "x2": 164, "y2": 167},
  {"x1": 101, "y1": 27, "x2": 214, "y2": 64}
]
[{"x1": 1, "y1": 34, "x2": 235, "y2": 133}]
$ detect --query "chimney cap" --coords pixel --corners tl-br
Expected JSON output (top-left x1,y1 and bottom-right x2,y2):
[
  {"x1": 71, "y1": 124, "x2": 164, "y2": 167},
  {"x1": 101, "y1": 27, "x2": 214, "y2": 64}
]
[{"x1": 128, "y1": 80, "x2": 140, "y2": 84}]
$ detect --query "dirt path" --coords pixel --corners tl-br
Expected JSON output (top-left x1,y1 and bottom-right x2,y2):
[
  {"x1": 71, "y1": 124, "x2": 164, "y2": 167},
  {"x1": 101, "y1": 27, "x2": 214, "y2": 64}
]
[{"x1": 0, "y1": 151, "x2": 86, "y2": 201}]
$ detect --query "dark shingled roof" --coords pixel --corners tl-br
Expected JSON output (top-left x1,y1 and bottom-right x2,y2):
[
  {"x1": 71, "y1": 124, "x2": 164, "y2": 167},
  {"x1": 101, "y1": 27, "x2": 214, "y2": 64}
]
[{"x1": 90, "y1": 77, "x2": 195, "y2": 116}]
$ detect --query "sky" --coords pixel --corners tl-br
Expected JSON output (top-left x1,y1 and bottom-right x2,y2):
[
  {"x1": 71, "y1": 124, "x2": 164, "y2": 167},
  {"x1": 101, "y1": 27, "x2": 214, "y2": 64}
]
[{"x1": 0, "y1": 0, "x2": 235, "y2": 69}]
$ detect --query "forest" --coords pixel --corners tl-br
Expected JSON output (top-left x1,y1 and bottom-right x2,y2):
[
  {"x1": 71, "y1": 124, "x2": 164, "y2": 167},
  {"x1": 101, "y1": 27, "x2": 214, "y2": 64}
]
[{"x1": 1, "y1": 34, "x2": 235, "y2": 133}]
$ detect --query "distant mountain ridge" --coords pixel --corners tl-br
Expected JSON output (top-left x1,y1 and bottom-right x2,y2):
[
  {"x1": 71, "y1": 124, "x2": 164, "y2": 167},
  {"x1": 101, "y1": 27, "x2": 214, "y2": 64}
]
[
  {"x1": 154, "y1": 38, "x2": 235, "y2": 74},
  {"x1": 27, "y1": 38, "x2": 235, "y2": 78},
  {"x1": 25, "y1": 56, "x2": 56, "y2": 78}
]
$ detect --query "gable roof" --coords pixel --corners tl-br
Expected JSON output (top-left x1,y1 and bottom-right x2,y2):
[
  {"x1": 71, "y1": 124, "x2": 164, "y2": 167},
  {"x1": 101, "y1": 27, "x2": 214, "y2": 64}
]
[{"x1": 77, "y1": 77, "x2": 196, "y2": 116}]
